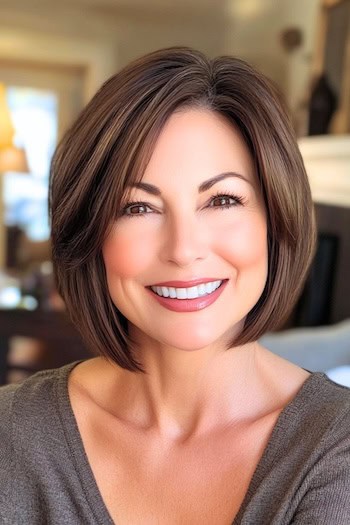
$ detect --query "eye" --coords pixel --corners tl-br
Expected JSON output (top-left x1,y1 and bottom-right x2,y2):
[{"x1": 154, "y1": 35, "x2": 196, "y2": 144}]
[
  {"x1": 208, "y1": 193, "x2": 244, "y2": 209},
  {"x1": 121, "y1": 201, "x2": 153, "y2": 217}
]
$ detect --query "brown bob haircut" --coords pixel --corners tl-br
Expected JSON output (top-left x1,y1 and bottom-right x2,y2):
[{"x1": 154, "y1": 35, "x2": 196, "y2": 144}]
[{"x1": 49, "y1": 46, "x2": 316, "y2": 373}]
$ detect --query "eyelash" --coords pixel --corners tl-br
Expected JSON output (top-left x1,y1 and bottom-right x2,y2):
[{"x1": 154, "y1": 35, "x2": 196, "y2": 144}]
[{"x1": 120, "y1": 192, "x2": 245, "y2": 218}]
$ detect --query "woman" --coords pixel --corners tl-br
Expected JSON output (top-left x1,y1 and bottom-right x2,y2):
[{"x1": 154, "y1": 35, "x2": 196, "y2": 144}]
[{"x1": 1, "y1": 47, "x2": 349, "y2": 524}]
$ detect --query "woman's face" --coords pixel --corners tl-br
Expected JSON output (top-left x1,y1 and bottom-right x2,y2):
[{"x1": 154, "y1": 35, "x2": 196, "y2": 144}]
[{"x1": 102, "y1": 109, "x2": 268, "y2": 352}]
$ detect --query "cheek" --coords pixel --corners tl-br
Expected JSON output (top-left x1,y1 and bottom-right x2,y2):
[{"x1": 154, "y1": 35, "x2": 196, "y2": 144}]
[
  {"x1": 102, "y1": 227, "x2": 155, "y2": 278},
  {"x1": 215, "y1": 215, "x2": 268, "y2": 267}
]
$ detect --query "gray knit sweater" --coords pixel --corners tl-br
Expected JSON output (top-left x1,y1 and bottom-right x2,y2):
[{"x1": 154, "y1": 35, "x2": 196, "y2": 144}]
[{"x1": 0, "y1": 360, "x2": 350, "y2": 524}]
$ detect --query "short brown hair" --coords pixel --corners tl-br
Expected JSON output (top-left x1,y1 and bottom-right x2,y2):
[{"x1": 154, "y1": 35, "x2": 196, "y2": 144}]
[{"x1": 49, "y1": 47, "x2": 316, "y2": 373}]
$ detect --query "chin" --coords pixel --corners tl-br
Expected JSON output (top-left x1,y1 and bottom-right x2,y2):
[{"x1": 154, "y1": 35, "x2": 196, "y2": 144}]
[{"x1": 156, "y1": 323, "x2": 241, "y2": 353}]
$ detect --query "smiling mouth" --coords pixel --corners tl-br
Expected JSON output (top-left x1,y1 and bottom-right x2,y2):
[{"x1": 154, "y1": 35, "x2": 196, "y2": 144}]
[{"x1": 149, "y1": 280, "x2": 226, "y2": 300}]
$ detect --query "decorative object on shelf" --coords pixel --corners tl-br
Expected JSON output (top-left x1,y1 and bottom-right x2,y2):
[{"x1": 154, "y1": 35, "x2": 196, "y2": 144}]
[
  {"x1": 308, "y1": 74, "x2": 337, "y2": 135},
  {"x1": 311, "y1": 0, "x2": 350, "y2": 133},
  {"x1": 279, "y1": 27, "x2": 303, "y2": 53}
]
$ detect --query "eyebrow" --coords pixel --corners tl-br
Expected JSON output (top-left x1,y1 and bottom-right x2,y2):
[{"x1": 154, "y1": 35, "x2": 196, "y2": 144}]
[{"x1": 128, "y1": 171, "x2": 250, "y2": 196}]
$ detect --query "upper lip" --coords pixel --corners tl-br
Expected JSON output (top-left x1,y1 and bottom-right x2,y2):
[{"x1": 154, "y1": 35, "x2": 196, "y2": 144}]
[{"x1": 148, "y1": 278, "x2": 226, "y2": 288}]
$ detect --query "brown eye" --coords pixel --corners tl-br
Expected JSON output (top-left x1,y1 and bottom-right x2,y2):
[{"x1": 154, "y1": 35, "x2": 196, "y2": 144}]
[
  {"x1": 128, "y1": 205, "x2": 146, "y2": 214},
  {"x1": 209, "y1": 194, "x2": 240, "y2": 208},
  {"x1": 212, "y1": 196, "x2": 233, "y2": 207},
  {"x1": 122, "y1": 202, "x2": 153, "y2": 217}
]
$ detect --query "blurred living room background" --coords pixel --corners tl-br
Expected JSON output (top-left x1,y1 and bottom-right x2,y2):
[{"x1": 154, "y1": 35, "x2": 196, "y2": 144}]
[{"x1": 0, "y1": 0, "x2": 349, "y2": 385}]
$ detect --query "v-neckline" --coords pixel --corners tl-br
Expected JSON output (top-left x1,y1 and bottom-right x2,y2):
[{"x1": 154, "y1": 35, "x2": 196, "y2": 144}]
[{"x1": 55, "y1": 360, "x2": 326, "y2": 525}]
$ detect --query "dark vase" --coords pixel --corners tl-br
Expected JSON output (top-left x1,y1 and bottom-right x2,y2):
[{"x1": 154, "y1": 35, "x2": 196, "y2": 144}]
[{"x1": 308, "y1": 74, "x2": 337, "y2": 135}]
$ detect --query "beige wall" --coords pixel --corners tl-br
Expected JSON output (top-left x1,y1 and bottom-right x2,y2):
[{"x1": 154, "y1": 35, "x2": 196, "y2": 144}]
[
  {"x1": 0, "y1": 0, "x2": 322, "y2": 107},
  {"x1": 0, "y1": 0, "x2": 324, "y2": 268}
]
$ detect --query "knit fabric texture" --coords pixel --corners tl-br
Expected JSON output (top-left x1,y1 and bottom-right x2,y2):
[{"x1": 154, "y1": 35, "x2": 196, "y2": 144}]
[{"x1": 0, "y1": 360, "x2": 350, "y2": 524}]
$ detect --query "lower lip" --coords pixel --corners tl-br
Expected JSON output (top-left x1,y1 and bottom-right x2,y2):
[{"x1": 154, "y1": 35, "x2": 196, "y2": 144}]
[{"x1": 146, "y1": 280, "x2": 228, "y2": 312}]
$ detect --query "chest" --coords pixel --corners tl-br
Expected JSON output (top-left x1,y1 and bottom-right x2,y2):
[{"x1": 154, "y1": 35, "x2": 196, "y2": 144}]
[{"x1": 72, "y1": 410, "x2": 278, "y2": 524}]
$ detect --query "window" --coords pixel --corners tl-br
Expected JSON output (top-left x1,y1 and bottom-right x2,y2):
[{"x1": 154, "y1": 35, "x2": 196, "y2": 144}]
[{"x1": 4, "y1": 87, "x2": 58, "y2": 241}]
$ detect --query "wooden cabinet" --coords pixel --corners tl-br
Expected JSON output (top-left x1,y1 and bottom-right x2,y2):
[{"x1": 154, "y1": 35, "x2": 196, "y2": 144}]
[{"x1": 0, "y1": 309, "x2": 90, "y2": 385}]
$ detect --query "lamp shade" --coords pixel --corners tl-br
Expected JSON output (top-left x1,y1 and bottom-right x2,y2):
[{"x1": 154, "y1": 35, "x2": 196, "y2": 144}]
[
  {"x1": 0, "y1": 146, "x2": 29, "y2": 173},
  {"x1": 0, "y1": 83, "x2": 15, "y2": 149}
]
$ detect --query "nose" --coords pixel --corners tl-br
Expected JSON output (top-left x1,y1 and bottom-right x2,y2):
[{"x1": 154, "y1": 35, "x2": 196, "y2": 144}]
[{"x1": 160, "y1": 212, "x2": 209, "y2": 267}]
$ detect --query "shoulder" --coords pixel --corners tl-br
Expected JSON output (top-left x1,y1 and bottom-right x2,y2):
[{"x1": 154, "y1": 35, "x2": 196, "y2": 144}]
[
  {"x1": 288, "y1": 375, "x2": 350, "y2": 523},
  {"x1": 240, "y1": 374, "x2": 350, "y2": 523},
  {"x1": 285, "y1": 373, "x2": 350, "y2": 487},
  {"x1": 0, "y1": 361, "x2": 89, "y2": 523},
  {"x1": 313, "y1": 374, "x2": 350, "y2": 452},
  {"x1": 302, "y1": 372, "x2": 350, "y2": 421},
  {"x1": 0, "y1": 361, "x2": 81, "y2": 451},
  {"x1": 0, "y1": 362, "x2": 81, "y2": 482},
  {"x1": 0, "y1": 384, "x2": 18, "y2": 525},
  {"x1": 0, "y1": 381, "x2": 19, "y2": 416},
  {"x1": 259, "y1": 372, "x2": 350, "y2": 491},
  {"x1": 0, "y1": 369, "x2": 52, "y2": 448},
  {"x1": 0, "y1": 374, "x2": 60, "y2": 522},
  {"x1": 261, "y1": 343, "x2": 350, "y2": 428},
  {"x1": 0, "y1": 382, "x2": 20, "y2": 460},
  {"x1": 0, "y1": 366, "x2": 63, "y2": 427},
  {"x1": 285, "y1": 372, "x2": 350, "y2": 448}
]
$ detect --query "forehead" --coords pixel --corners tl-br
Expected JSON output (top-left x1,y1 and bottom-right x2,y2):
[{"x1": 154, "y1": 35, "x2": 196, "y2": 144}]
[{"x1": 140, "y1": 109, "x2": 255, "y2": 187}]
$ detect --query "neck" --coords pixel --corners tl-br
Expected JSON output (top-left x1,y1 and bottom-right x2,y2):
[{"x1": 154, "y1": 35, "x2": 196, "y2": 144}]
[{"x1": 103, "y1": 335, "x2": 262, "y2": 443}]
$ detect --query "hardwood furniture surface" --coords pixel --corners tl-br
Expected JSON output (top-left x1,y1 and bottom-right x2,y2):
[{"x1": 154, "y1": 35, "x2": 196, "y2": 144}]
[{"x1": 0, "y1": 308, "x2": 90, "y2": 385}]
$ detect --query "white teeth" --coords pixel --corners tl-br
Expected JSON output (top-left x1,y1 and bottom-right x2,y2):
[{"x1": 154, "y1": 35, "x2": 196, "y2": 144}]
[
  {"x1": 169, "y1": 287, "x2": 177, "y2": 298},
  {"x1": 161, "y1": 286, "x2": 170, "y2": 297},
  {"x1": 187, "y1": 286, "x2": 199, "y2": 299},
  {"x1": 198, "y1": 283, "x2": 206, "y2": 296},
  {"x1": 205, "y1": 282, "x2": 214, "y2": 294},
  {"x1": 150, "y1": 280, "x2": 223, "y2": 300},
  {"x1": 177, "y1": 288, "x2": 187, "y2": 299}
]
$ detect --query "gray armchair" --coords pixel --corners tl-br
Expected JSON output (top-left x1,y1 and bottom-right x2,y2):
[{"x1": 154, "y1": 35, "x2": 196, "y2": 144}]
[{"x1": 260, "y1": 319, "x2": 350, "y2": 379}]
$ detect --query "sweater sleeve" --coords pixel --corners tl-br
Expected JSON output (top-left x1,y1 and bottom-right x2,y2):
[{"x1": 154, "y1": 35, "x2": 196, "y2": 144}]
[
  {"x1": 0, "y1": 383, "x2": 19, "y2": 525},
  {"x1": 291, "y1": 408, "x2": 350, "y2": 524}
]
